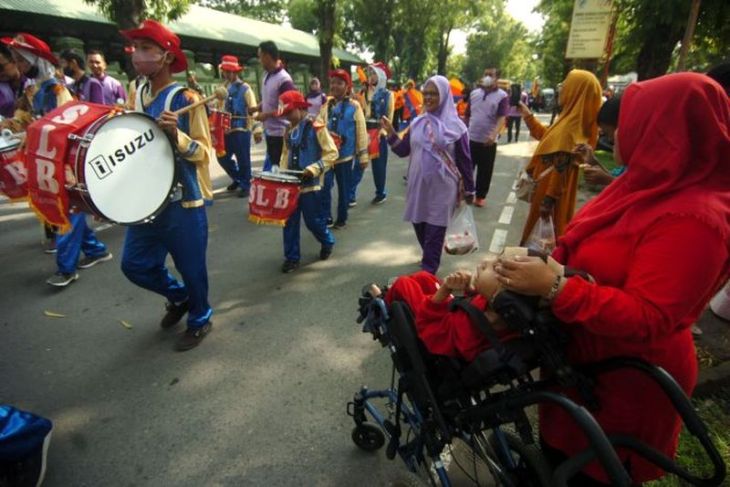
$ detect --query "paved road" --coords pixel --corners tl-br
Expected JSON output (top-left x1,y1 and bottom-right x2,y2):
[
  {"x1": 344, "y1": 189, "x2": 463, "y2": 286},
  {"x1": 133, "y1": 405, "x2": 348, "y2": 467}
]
[{"x1": 0, "y1": 129, "x2": 541, "y2": 486}]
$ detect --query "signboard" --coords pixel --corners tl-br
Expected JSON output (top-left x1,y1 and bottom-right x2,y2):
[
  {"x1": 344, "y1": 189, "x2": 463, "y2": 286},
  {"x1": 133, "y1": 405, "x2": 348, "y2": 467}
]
[{"x1": 565, "y1": 0, "x2": 614, "y2": 59}]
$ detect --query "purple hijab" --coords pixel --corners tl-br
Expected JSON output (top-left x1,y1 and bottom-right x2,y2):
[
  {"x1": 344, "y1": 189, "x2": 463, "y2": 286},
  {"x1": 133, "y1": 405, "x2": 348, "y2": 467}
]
[{"x1": 410, "y1": 75, "x2": 467, "y2": 151}]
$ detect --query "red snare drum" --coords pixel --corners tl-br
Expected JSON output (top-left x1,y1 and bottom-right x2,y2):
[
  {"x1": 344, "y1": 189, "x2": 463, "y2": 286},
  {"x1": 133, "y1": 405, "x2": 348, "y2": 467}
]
[
  {"x1": 248, "y1": 169, "x2": 301, "y2": 226},
  {"x1": 67, "y1": 111, "x2": 176, "y2": 224},
  {"x1": 0, "y1": 129, "x2": 27, "y2": 200},
  {"x1": 367, "y1": 128, "x2": 380, "y2": 159},
  {"x1": 209, "y1": 110, "x2": 231, "y2": 156}
]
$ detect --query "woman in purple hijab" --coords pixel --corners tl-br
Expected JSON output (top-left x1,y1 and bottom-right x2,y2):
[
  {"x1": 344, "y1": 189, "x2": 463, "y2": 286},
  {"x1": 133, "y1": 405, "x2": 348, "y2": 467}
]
[{"x1": 383, "y1": 75, "x2": 475, "y2": 274}]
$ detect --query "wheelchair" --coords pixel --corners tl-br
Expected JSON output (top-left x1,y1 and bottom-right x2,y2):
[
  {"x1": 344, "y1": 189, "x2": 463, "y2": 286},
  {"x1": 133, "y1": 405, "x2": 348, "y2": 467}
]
[{"x1": 347, "y1": 285, "x2": 727, "y2": 487}]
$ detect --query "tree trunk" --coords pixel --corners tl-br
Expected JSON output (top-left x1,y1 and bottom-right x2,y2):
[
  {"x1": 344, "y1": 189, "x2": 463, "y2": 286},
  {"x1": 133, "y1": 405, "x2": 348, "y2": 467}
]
[
  {"x1": 374, "y1": 0, "x2": 395, "y2": 61},
  {"x1": 112, "y1": 0, "x2": 146, "y2": 29},
  {"x1": 437, "y1": 27, "x2": 452, "y2": 75},
  {"x1": 317, "y1": 0, "x2": 336, "y2": 90},
  {"x1": 677, "y1": 0, "x2": 702, "y2": 71},
  {"x1": 111, "y1": 0, "x2": 147, "y2": 82},
  {"x1": 635, "y1": 22, "x2": 684, "y2": 80}
]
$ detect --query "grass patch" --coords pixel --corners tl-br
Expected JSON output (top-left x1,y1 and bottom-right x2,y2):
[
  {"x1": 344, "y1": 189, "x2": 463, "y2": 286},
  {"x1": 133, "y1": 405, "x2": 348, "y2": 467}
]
[{"x1": 646, "y1": 392, "x2": 730, "y2": 486}]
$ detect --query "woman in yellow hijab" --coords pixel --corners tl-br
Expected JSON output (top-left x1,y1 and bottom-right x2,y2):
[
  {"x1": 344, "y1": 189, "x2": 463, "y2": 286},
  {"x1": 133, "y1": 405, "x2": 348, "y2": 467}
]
[{"x1": 518, "y1": 69, "x2": 602, "y2": 244}]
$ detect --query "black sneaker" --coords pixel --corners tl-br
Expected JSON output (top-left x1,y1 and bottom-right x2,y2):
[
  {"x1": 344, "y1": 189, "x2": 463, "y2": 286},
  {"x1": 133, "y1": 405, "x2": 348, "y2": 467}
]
[
  {"x1": 46, "y1": 272, "x2": 79, "y2": 287},
  {"x1": 238, "y1": 188, "x2": 250, "y2": 198},
  {"x1": 326, "y1": 218, "x2": 334, "y2": 228},
  {"x1": 281, "y1": 260, "x2": 299, "y2": 273},
  {"x1": 333, "y1": 221, "x2": 347, "y2": 229},
  {"x1": 226, "y1": 181, "x2": 239, "y2": 191},
  {"x1": 348, "y1": 200, "x2": 357, "y2": 208},
  {"x1": 371, "y1": 195, "x2": 387, "y2": 205},
  {"x1": 175, "y1": 322, "x2": 212, "y2": 351},
  {"x1": 43, "y1": 238, "x2": 57, "y2": 254},
  {"x1": 78, "y1": 252, "x2": 113, "y2": 269},
  {"x1": 160, "y1": 300, "x2": 189, "y2": 329},
  {"x1": 320, "y1": 246, "x2": 333, "y2": 260}
]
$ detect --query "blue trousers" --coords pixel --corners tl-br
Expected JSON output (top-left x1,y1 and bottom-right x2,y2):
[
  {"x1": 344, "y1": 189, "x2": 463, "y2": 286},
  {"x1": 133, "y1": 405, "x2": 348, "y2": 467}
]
[
  {"x1": 321, "y1": 162, "x2": 352, "y2": 223},
  {"x1": 283, "y1": 190, "x2": 335, "y2": 262},
  {"x1": 351, "y1": 136, "x2": 388, "y2": 201},
  {"x1": 56, "y1": 212, "x2": 107, "y2": 274},
  {"x1": 121, "y1": 202, "x2": 212, "y2": 328},
  {"x1": 218, "y1": 131, "x2": 252, "y2": 190}
]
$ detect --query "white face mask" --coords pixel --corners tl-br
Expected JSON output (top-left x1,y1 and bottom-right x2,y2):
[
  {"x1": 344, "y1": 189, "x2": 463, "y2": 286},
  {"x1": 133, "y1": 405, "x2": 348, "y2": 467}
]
[{"x1": 482, "y1": 75, "x2": 495, "y2": 88}]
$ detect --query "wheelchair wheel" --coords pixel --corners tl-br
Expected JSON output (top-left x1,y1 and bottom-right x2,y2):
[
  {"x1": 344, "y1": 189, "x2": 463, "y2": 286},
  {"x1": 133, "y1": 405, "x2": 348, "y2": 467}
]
[
  {"x1": 488, "y1": 431, "x2": 552, "y2": 487},
  {"x1": 352, "y1": 423, "x2": 386, "y2": 452}
]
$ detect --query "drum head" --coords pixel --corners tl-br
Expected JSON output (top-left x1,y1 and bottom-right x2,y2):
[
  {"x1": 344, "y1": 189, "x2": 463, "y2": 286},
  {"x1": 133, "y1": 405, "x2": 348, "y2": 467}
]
[{"x1": 83, "y1": 113, "x2": 175, "y2": 224}]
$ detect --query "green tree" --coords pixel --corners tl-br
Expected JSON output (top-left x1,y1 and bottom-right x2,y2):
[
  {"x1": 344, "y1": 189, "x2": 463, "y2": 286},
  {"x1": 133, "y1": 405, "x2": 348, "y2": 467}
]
[
  {"x1": 433, "y1": 0, "x2": 483, "y2": 75},
  {"x1": 286, "y1": 0, "x2": 344, "y2": 89},
  {"x1": 534, "y1": 0, "x2": 573, "y2": 88},
  {"x1": 85, "y1": 0, "x2": 192, "y2": 28},
  {"x1": 462, "y1": 2, "x2": 532, "y2": 84},
  {"x1": 197, "y1": 0, "x2": 286, "y2": 23}
]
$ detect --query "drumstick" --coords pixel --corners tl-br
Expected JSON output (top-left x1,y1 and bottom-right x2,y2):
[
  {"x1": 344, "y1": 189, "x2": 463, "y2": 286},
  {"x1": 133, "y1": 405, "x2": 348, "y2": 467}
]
[{"x1": 170, "y1": 87, "x2": 228, "y2": 116}]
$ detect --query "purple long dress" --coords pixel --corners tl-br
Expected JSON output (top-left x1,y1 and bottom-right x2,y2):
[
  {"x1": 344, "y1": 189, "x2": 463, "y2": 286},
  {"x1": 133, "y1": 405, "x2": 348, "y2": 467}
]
[{"x1": 387, "y1": 75, "x2": 474, "y2": 274}]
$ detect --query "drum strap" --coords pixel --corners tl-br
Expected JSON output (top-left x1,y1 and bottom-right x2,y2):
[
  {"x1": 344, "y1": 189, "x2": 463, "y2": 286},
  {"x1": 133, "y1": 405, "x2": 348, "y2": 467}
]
[
  {"x1": 164, "y1": 86, "x2": 187, "y2": 112},
  {"x1": 134, "y1": 82, "x2": 186, "y2": 113}
]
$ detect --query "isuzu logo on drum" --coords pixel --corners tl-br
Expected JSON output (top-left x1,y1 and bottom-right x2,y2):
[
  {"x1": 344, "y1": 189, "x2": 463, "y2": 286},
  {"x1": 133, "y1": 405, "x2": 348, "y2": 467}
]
[{"x1": 91, "y1": 129, "x2": 156, "y2": 180}]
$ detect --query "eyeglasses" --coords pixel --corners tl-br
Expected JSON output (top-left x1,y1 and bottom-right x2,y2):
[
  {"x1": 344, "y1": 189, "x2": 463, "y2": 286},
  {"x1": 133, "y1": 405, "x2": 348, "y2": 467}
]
[{"x1": 423, "y1": 91, "x2": 439, "y2": 98}]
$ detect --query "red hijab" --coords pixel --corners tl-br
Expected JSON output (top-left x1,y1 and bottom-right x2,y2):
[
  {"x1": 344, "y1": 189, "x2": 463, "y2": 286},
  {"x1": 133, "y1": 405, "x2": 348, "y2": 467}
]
[{"x1": 560, "y1": 73, "x2": 730, "y2": 272}]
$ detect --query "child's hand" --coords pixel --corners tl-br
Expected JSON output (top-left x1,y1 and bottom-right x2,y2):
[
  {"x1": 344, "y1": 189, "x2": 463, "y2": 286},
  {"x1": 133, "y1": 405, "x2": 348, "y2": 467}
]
[{"x1": 443, "y1": 271, "x2": 473, "y2": 292}]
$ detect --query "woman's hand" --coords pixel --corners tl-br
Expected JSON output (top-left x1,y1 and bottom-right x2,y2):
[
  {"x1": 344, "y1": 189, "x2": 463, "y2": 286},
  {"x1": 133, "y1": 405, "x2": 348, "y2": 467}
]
[
  {"x1": 518, "y1": 101, "x2": 532, "y2": 118},
  {"x1": 573, "y1": 143, "x2": 596, "y2": 165},
  {"x1": 583, "y1": 166, "x2": 615, "y2": 186},
  {"x1": 495, "y1": 256, "x2": 556, "y2": 297},
  {"x1": 539, "y1": 197, "x2": 554, "y2": 218},
  {"x1": 380, "y1": 116, "x2": 395, "y2": 137}
]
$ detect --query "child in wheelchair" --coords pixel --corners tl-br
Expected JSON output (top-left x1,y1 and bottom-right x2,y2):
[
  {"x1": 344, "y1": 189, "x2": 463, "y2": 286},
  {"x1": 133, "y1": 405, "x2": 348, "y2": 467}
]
[
  {"x1": 351, "y1": 250, "x2": 727, "y2": 487},
  {"x1": 368, "y1": 254, "x2": 515, "y2": 363}
]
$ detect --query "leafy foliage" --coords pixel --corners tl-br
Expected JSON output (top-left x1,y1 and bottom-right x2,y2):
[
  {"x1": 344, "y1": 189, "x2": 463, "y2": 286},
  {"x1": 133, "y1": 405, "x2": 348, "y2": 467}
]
[
  {"x1": 85, "y1": 0, "x2": 192, "y2": 28},
  {"x1": 198, "y1": 0, "x2": 286, "y2": 23}
]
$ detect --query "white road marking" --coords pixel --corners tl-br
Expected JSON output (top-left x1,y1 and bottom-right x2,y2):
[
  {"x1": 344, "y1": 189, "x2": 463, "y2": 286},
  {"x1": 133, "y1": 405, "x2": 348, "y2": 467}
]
[
  {"x1": 488, "y1": 229, "x2": 508, "y2": 253},
  {"x1": 506, "y1": 191, "x2": 517, "y2": 204},
  {"x1": 498, "y1": 205, "x2": 514, "y2": 225}
]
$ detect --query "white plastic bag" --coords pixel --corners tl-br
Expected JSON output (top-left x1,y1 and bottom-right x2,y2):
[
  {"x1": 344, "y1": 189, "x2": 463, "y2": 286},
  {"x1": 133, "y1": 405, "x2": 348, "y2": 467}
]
[
  {"x1": 524, "y1": 215, "x2": 556, "y2": 254},
  {"x1": 444, "y1": 205, "x2": 480, "y2": 255}
]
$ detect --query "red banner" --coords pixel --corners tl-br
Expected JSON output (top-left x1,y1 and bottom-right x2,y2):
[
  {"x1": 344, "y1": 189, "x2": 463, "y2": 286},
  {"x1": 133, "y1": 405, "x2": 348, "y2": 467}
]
[
  {"x1": 208, "y1": 111, "x2": 230, "y2": 157},
  {"x1": 0, "y1": 142, "x2": 28, "y2": 200},
  {"x1": 25, "y1": 102, "x2": 112, "y2": 233},
  {"x1": 248, "y1": 176, "x2": 300, "y2": 226}
]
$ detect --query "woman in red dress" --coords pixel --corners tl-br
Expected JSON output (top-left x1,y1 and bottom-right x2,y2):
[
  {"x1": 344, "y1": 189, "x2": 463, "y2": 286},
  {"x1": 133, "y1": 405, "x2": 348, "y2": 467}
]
[{"x1": 494, "y1": 73, "x2": 730, "y2": 484}]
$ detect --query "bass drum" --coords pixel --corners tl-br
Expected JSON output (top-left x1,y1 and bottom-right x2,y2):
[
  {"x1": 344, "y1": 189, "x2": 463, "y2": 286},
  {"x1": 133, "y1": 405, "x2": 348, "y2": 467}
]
[{"x1": 70, "y1": 111, "x2": 176, "y2": 225}]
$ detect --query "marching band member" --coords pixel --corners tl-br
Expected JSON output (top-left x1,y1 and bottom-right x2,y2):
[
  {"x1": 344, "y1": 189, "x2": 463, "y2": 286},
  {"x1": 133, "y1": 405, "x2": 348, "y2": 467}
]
[
  {"x1": 120, "y1": 19, "x2": 214, "y2": 351},
  {"x1": 321, "y1": 69, "x2": 369, "y2": 229},
  {"x1": 1, "y1": 33, "x2": 112, "y2": 286},
  {"x1": 351, "y1": 62, "x2": 394, "y2": 206},
  {"x1": 217, "y1": 54, "x2": 257, "y2": 197},
  {"x1": 277, "y1": 90, "x2": 337, "y2": 273}
]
